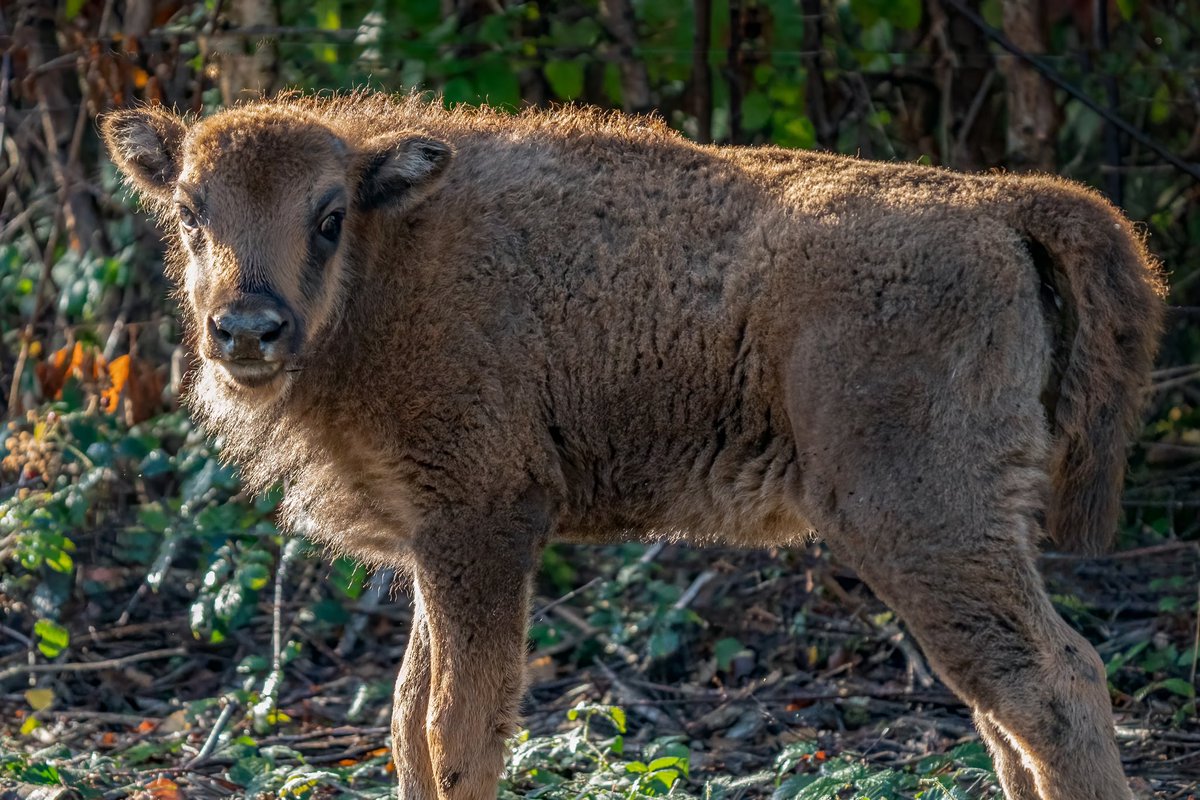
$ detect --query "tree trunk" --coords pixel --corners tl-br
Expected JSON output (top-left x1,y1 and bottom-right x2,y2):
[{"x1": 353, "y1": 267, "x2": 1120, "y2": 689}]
[
  {"x1": 801, "y1": 0, "x2": 836, "y2": 149},
  {"x1": 998, "y1": 0, "x2": 1059, "y2": 170},
  {"x1": 599, "y1": 0, "x2": 651, "y2": 113},
  {"x1": 215, "y1": 0, "x2": 280, "y2": 104},
  {"x1": 15, "y1": 0, "x2": 109, "y2": 255},
  {"x1": 692, "y1": 0, "x2": 713, "y2": 142}
]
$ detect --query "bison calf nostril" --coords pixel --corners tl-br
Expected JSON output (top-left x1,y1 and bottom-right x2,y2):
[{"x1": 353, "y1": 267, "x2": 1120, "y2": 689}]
[
  {"x1": 260, "y1": 320, "x2": 286, "y2": 344},
  {"x1": 209, "y1": 318, "x2": 233, "y2": 345}
]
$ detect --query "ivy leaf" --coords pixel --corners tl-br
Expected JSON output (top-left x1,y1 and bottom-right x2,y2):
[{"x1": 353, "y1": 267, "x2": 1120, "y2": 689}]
[{"x1": 34, "y1": 619, "x2": 69, "y2": 658}]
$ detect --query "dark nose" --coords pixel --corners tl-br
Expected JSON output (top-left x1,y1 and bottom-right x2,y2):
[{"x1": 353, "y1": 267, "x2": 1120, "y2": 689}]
[{"x1": 208, "y1": 307, "x2": 287, "y2": 360}]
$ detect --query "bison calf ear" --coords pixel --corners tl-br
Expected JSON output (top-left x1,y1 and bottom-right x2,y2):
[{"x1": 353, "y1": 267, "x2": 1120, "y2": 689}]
[
  {"x1": 356, "y1": 136, "x2": 452, "y2": 213},
  {"x1": 100, "y1": 107, "x2": 188, "y2": 210}
]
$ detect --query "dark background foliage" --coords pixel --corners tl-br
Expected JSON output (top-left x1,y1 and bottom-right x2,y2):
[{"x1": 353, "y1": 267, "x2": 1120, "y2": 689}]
[{"x1": 0, "y1": 1, "x2": 1197, "y2": 798}]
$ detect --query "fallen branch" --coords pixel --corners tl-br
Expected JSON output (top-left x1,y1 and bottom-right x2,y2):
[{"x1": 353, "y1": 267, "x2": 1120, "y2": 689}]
[{"x1": 0, "y1": 647, "x2": 187, "y2": 682}]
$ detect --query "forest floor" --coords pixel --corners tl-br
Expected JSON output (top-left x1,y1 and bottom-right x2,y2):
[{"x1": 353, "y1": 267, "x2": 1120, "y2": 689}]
[{"x1": 1, "y1": 511, "x2": 1197, "y2": 799}]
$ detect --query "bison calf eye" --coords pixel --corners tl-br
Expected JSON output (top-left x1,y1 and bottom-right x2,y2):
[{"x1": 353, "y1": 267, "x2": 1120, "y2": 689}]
[
  {"x1": 318, "y1": 211, "x2": 344, "y2": 243},
  {"x1": 177, "y1": 205, "x2": 199, "y2": 232}
]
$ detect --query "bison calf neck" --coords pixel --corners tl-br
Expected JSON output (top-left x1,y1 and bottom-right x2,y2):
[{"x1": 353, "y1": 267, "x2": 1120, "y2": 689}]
[{"x1": 102, "y1": 93, "x2": 1164, "y2": 800}]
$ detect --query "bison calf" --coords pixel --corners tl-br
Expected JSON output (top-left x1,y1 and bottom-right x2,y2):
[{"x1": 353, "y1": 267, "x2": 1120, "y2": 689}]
[{"x1": 102, "y1": 92, "x2": 1163, "y2": 800}]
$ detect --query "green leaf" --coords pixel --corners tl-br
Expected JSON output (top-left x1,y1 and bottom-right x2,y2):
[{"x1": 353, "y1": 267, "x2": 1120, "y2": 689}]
[
  {"x1": 239, "y1": 563, "x2": 271, "y2": 591},
  {"x1": 16, "y1": 759, "x2": 59, "y2": 784},
  {"x1": 647, "y1": 628, "x2": 681, "y2": 659},
  {"x1": 331, "y1": 557, "x2": 366, "y2": 599},
  {"x1": 478, "y1": 14, "x2": 513, "y2": 45},
  {"x1": 228, "y1": 753, "x2": 271, "y2": 787},
  {"x1": 44, "y1": 545, "x2": 73, "y2": 574},
  {"x1": 139, "y1": 449, "x2": 171, "y2": 478},
  {"x1": 34, "y1": 619, "x2": 69, "y2": 658},
  {"x1": 1157, "y1": 678, "x2": 1197, "y2": 698},
  {"x1": 309, "y1": 597, "x2": 350, "y2": 625},
  {"x1": 713, "y1": 637, "x2": 746, "y2": 672},
  {"x1": 443, "y1": 77, "x2": 476, "y2": 106},
  {"x1": 312, "y1": 0, "x2": 341, "y2": 63},
  {"x1": 545, "y1": 60, "x2": 585, "y2": 100},
  {"x1": 214, "y1": 581, "x2": 246, "y2": 622},
  {"x1": 741, "y1": 91, "x2": 773, "y2": 132},
  {"x1": 776, "y1": 115, "x2": 816, "y2": 150},
  {"x1": 474, "y1": 63, "x2": 522, "y2": 109},
  {"x1": 1149, "y1": 83, "x2": 1171, "y2": 126},
  {"x1": 947, "y1": 740, "x2": 994, "y2": 771},
  {"x1": 138, "y1": 502, "x2": 171, "y2": 533},
  {"x1": 887, "y1": 0, "x2": 922, "y2": 29},
  {"x1": 651, "y1": 768, "x2": 680, "y2": 788},
  {"x1": 254, "y1": 484, "x2": 284, "y2": 514}
]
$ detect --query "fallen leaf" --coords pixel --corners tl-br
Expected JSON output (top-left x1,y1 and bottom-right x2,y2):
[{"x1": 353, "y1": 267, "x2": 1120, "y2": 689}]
[
  {"x1": 103, "y1": 353, "x2": 165, "y2": 424},
  {"x1": 104, "y1": 354, "x2": 130, "y2": 414},
  {"x1": 145, "y1": 776, "x2": 181, "y2": 800},
  {"x1": 35, "y1": 343, "x2": 81, "y2": 400},
  {"x1": 157, "y1": 709, "x2": 189, "y2": 734},
  {"x1": 35, "y1": 342, "x2": 107, "y2": 402},
  {"x1": 526, "y1": 654, "x2": 557, "y2": 683},
  {"x1": 24, "y1": 688, "x2": 54, "y2": 712}
]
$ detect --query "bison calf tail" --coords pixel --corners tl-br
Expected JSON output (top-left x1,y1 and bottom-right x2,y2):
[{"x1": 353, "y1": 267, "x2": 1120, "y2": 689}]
[{"x1": 1006, "y1": 176, "x2": 1166, "y2": 554}]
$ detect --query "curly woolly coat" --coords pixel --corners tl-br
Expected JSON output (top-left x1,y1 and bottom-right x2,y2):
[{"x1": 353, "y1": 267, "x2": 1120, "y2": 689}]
[{"x1": 102, "y1": 92, "x2": 1163, "y2": 800}]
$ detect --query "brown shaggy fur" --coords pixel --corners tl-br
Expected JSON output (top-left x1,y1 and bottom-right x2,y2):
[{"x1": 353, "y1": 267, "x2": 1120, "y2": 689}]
[{"x1": 102, "y1": 92, "x2": 1164, "y2": 800}]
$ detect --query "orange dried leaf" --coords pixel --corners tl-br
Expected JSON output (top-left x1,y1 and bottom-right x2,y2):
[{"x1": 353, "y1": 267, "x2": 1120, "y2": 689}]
[
  {"x1": 367, "y1": 747, "x2": 390, "y2": 758},
  {"x1": 136, "y1": 719, "x2": 157, "y2": 733},
  {"x1": 133, "y1": 68, "x2": 150, "y2": 89},
  {"x1": 36, "y1": 342, "x2": 107, "y2": 401},
  {"x1": 146, "y1": 776, "x2": 181, "y2": 800},
  {"x1": 105, "y1": 355, "x2": 131, "y2": 414},
  {"x1": 337, "y1": 758, "x2": 358, "y2": 767},
  {"x1": 35, "y1": 343, "x2": 79, "y2": 399},
  {"x1": 101, "y1": 731, "x2": 116, "y2": 746}
]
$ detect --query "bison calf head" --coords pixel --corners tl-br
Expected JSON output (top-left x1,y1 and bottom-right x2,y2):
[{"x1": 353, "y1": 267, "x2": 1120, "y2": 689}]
[{"x1": 101, "y1": 104, "x2": 451, "y2": 399}]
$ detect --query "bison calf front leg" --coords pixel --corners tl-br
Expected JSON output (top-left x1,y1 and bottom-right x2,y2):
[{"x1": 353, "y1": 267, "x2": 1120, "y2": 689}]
[
  {"x1": 394, "y1": 596, "x2": 434, "y2": 798},
  {"x1": 399, "y1": 508, "x2": 543, "y2": 799}
]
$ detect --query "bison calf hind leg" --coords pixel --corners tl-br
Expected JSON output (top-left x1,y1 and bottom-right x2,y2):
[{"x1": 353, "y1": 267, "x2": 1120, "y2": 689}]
[
  {"x1": 827, "y1": 495, "x2": 1128, "y2": 800},
  {"x1": 800, "y1": 417, "x2": 1130, "y2": 800}
]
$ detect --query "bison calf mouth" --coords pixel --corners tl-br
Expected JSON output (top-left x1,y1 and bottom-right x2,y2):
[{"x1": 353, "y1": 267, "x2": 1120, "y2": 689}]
[
  {"x1": 203, "y1": 297, "x2": 298, "y2": 390},
  {"x1": 216, "y1": 357, "x2": 286, "y2": 389}
]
